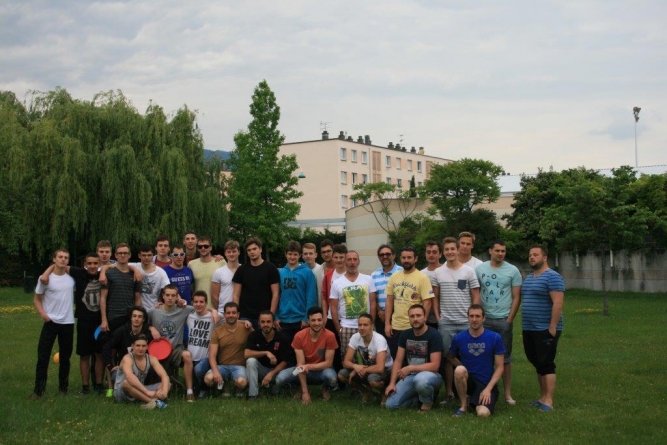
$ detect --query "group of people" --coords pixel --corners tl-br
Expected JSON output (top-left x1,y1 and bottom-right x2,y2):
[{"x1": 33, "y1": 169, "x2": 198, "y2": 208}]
[{"x1": 30, "y1": 231, "x2": 564, "y2": 415}]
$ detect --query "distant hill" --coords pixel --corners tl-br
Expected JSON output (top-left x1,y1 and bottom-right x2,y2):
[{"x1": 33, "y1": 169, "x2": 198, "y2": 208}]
[{"x1": 204, "y1": 149, "x2": 231, "y2": 160}]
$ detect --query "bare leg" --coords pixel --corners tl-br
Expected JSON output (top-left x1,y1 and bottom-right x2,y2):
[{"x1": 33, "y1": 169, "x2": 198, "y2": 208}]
[
  {"x1": 182, "y1": 352, "x2": 194, "y2": 391},
  {"x1": 80, "y1": 356, "x2": 91, "y2": 386},
  {"x1": 541, "y1": 374, "x2": 556, "y2": 408},
  {"x1": 121, "y1": 380, "x2": 153, "y2": 403},
  {"x1": 503, "y1": 362, "x2": 513, "y2": 401},
  {"x1": 453, "y1": 366, "x2": 468, "y2": 412},
  {"x1": 445, "y1": 362, "x2": 454, "y2": 397},
  {"x1": 94, "y1": 353, "x2": 104, "y2": 385}
]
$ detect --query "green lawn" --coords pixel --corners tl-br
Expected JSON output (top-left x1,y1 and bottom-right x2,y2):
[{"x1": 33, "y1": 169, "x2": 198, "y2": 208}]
[{"x1": 1, "y1": 287, "x2": 665, "y2": 444}]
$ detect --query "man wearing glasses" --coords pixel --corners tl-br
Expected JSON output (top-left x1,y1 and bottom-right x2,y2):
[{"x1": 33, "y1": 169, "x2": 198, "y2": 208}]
[
  {"x1": 371, "y1": 244, "x2": 403, "y2": 338},
  {"x1": 163, "y1": 245, "x2": 195, "y2": 304},
  {"x1": 100, "y1": 243, "x2": 142, "y2": 334},
  {"x1": 187, "y1": 236, "x2": 225, "y2": 310}
]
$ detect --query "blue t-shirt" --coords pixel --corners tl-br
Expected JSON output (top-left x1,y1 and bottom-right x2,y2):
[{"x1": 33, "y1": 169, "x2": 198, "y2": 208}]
[
  {"x1": 449, "y1": 328, "x2": 505, "y2": 385},
  {"x1": 163, "y1": 266, "x2": 194, "y2": 304},
  {"x1": 521, "y1": 269, "x2": 565, "y2": 331},
  {"x1": 476, "y1": 261, "x2": 522, "y2": 318}
]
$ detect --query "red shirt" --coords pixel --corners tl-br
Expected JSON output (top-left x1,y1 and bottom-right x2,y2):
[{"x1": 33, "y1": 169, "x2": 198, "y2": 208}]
[{"x1": 291, "y1": 328, "x2": 338, "y2": 365}]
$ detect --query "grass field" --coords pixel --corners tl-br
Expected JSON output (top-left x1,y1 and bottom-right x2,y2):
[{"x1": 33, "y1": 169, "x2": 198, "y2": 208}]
[{"x1": 1, "y1": 287, "x2": 665, "y2": 444}]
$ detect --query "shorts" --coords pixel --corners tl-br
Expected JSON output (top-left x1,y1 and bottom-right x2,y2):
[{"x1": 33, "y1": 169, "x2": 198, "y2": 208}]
[
  {"x1": 523, "y1": 329, "x2": 561, "y2": 376},
  {"x1": 76, "y1": 319, "x2": 101, "y2": 356},
  {"x1": 163, "y1": 344, "x2": 186, "y2": 370},
  {"x1": 114, "y1": 382, "x2": 161, "y2": 403},
  {"x1": 466, "y1": 377, "x2": 499, "y2": 413},
  {"x1": 438, "y1": 321, "x2": 469, "y2": 352},
  {"x1": 484, "y1": 318, "x2": 513, "y2": 363},
  {"x1": 338, "y1": 368, "x2": 390, "y2": 385},
  {"x1": 208, "y1": 365, "x2": 247, "y2": 381}
]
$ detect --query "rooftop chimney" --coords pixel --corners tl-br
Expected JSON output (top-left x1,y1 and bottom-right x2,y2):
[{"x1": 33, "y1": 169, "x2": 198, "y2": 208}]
[
  {"x1": 364, "y1": 135, "x2": 371, "y2": 145},
  {"x1": 395, "y1": 143, "x2": 401, "y2": 151},
  {"x1": 338, "y1": 131, "x2": 345, "y2": 140},
  {"x1": 347, "y1": 136, "x2": 353, "y2": 141},
  {"x1": 322, "y1": 130, "x2": 329, "y2": 140},
  {"x1": 410, "y1": 146, "x2": 416, "y2": 153},
  {"x1": 357, "y1": 136, "x2": 363, "y2": 143},
  {"x1": 418, "y1": 147, "x2": 424, "y2": 154},
  {"x1": 388, "y1": 142, "x2": 394, "y2": 149}
]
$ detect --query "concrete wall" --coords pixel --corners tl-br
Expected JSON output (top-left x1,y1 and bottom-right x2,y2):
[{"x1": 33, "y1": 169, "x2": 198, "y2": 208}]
[{"x1": 554, "y1": 250, "x2": 667, "y2": 293}]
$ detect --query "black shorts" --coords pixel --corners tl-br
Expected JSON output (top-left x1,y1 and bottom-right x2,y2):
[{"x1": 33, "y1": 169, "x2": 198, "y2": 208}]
[
  {"x1": 467, "y1": 377, "x2": 499, "y2": 413},
  {"x1": 523, "y1": 329, "x2": 561, "y2": 376},
  {"x1": 76, "y1": 319, "x2": 101, "y2": 356}
]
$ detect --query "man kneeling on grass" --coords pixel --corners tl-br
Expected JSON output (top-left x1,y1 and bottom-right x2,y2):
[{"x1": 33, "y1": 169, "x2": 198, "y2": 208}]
[
  {"x1": 338, "y1": 313, "x2": 393, "y2": 405},
  {"x1": 114, "y1": 334, "x2": 170, "y2": 410},
  {"x1": 447, "y1": 304, "x2": 505, "y2": 418},
  {"x1": 274, "y1": 306, "x2": 338, "y2": 404}
]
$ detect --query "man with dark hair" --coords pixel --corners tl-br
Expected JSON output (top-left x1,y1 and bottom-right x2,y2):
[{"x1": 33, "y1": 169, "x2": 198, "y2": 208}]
[
  {"x1": 522, "y1": 245, "x2": 565, "y2": 412},
  {"x1": 163, "y1": 244, "x2": 195, "y2": 304},
  {"x1": 302, "y1": 242, "x2": 324, "y2": 307},
  {"x1": 96, "y1": 240, "x2": 115, "y2": 266},
  {"x1": 322, "y1": 243, "x2": 348, "y2": 378},
  {"x1": 183, "y1": 231, "x2": 198, "y2": 265},
  {"x1": 319, "y1": 239, "x2": 335, "y2": 273},
  {"x1": 244, "y1": 311, "x2": 291, "y2": 400},
  {"x1": 30, "y1": 249, "x2": 75, "y2": 400},
  {"x1": 385, "y1": 304, "x2": 444, "y2": 411},
  {"x1": 421, "y1": 241, "x2": 442, "y2": 329},
  {"x1": 276, "y1": 241, "x2": 318, "y2": 346},
  {"x1": 100, "y1": 243, "x2": 142, "y2": 334},
  {"x1": 131, "y1": 243, "x2": 170, "y2": 310},
  {"x1": 448, "y1": 304, "x2": 505, "y2": 418},
  {"x1": 476, "y1": 239, "x2": 522, "y2": 405},
  {"x1": 188, "y1": 236, "x2": 225, "y2": 310},
  {"x1": 212, "y1": 240, "x2": 242, "y2": 317},
  {"x1": 275, "y1": 307, "x2": 338, "y2": 404},
  {"x1": 371, "y1": 244, "x2": 402, "y2": 337},
  {"x1": 153, "y1": 235, "x2": 171, "y2": 268},
  {"x1": 385, "y1": 246, "x2": 434, "y2": 359},
  {"x1": 103, "y1": 306, "x2": 152, "y2": 381},
  {"x1": 233, "y1": 237, "x2": 280, "y2": 327}
]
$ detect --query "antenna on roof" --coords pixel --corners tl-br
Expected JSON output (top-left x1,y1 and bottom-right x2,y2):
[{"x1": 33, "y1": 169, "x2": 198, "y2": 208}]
[
  {"x1": 320, "y1": 121, "x2": 332, "y2": 132},
  {"x1": 399, "y1": 134, "x2": 404, "y2": 145}
]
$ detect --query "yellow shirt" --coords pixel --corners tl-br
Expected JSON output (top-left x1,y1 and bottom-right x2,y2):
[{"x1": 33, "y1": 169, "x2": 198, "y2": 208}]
[{"x1": 386, "y1": 270, "x2": 434, "y2": 330}]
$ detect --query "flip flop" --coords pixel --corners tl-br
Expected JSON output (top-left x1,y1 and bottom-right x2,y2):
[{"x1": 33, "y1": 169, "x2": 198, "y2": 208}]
[
  {"x1": 530, "y1": 400, "x2": 542, "y2": 407},
  {"x1": 452, "y1": 408, "x2": 466, "y2": 417},
  {"x1": 506, "y1": 397, "x2": 517, "y2": 405},
  {"x1": 538, "y1": 403, "x2": 554, "y2": 411}
]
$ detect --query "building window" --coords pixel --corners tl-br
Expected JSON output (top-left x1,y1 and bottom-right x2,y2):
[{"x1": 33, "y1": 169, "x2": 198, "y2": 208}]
[
  {"x1": 340, "y1": 148, "x2": 347, "y2": 161},
  {"x1": 386, "y1": 177, "x2": 392, "y2": 185},
  {"x1": 407, "y1": 160, "x2": 413, "y2": 171},
  {"x1": 396, "y1": 158, "x2": 402, "y2": 170},
  {"x1": 397, "y1": 178, "x2": 403, "y2": 188},
  {"x1": 385, "y1": 155, "x2": 391, "y2": 168},
  {"x1": 351, "y1": 150, "x2": 357, "y2": 162},
  {"x1": 362, "y1": 174, "x2": 368, "y2": 184},
  {"x1": 351, "y1": 172, "x2": 357, "y2": 184},
  {"x1": 351, "y1": 198, "x2": 357, "y2": 207},
  {"x1": 418, "y1": 181, "x2": 423, "y2": 187},
  {"x1": 417, "y1": 161, "x2": 422, "y2": 172},
  {"x1": 340, "y1": 171, "x2": 347, "y2": 184},
  {"x1": 341, "y1": 195, "x2": 348, "y2": 208},
  {"x1": 361, "y1": 151, "x2": 368, "y2": 164}
]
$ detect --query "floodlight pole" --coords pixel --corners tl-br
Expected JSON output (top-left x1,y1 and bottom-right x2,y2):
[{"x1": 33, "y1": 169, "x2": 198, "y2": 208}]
[{"x1": 633, "y1": 106, "x2": 641, "y2": 168}]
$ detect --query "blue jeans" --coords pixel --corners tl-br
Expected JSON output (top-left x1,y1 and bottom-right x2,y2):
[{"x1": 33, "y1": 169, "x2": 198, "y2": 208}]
[
  {"x1": 274, "y1": 367, "x2": 338, "y2": 392},
  {"x1": 246, "y1": 358, "x2": 278, "y2": 397},
  {"x1": 385, "y1": 371, "x2": 443, "y2": 409},
  {"x1": 193, "y1": 359, "x2": 211, "y2": 392}
]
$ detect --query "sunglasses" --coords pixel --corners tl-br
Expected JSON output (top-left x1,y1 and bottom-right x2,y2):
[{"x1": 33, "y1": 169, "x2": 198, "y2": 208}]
[
  {"x1": 378, "y1": 252, "x2": 392, "y2": 257},
  {"x1": 197, "y1": 245, "x2": 210, "y2": 249},
  {"x1": 172, "y1": 252, "x2": 186, "y2": 257}
]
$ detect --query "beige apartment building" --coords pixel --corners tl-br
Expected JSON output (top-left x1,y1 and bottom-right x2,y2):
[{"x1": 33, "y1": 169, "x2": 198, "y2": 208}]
[{"x1": 280, "y1": 131, "x2": 452, "y2": 232}]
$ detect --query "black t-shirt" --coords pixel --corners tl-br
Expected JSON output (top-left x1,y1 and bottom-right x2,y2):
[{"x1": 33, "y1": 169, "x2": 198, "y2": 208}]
[
  {"x1": 398, "y1": 326, "x2": 445, "y2": 367},
  {"x1": 70, "y1": 267, "x2": 101, "y2": 321},
  {"x1": 245, "y1": 329, "x2": 291, "y2": 368},
  {"x1": 232, "y1": 261, "x2": 280, "y2": 319}
]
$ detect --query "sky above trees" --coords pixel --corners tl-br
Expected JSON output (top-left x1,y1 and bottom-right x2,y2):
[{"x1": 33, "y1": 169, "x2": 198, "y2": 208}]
[{"x1": 1, "y1": 1, "x2": 665, "y2": 174}]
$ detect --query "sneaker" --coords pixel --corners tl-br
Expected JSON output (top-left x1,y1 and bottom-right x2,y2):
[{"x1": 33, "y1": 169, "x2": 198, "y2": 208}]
[
  {"x1": 247, "y1": 395, "x2": 258, "y2": 402},
  {"x1": 140, "y1": 401, "x2": 157, "y2": 410},
  {"x1": 29, "y1": 393, "x2": 42, "y2": 401},
  {"x1": 93, "y1": 384, "x2": 104, "y2": 395},
  {"x1": 155, "y1": 400, "x2": 168, "y2": 410},
  {"x1": 80, "y1": 386, "x2": 90, "y2": 395},
  {"x1": 186, "y1": 394, "x2": 195, "y2": 403},
  {"x1": 105, "y1": 388, "x2": 114, "y2": 398},
  {"x1": 197, "y1": 390, "x2": 209, "y2": 399},
  {"x1": 439, "y1": 394, "x2": 455, "y2": 406},
  {"x1": 506, "y1": 397, "x2": 517, "y2": 405}
]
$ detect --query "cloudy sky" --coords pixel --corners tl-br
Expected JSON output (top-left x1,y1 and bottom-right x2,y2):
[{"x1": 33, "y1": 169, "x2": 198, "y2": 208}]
[{"x1": 2, "y1": 0, "x2": 665, "y2": 174}]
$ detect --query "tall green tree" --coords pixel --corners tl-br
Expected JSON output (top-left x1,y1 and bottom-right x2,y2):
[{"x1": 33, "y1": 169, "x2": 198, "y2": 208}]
[{"x1": 226, "y1": 80, "x2": 302, "y2": 261}]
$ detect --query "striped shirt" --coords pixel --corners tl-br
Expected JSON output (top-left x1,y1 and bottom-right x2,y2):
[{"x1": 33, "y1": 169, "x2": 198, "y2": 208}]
[
  {"x1": 371, "y1": 263, "x2": 403, "y2": 311},
  {"x1": 431, "y1": 264, "x2": 480, "y2": 324},
  {"x1": 522, "y1": 269, "x2": 565, "y2": 331}
]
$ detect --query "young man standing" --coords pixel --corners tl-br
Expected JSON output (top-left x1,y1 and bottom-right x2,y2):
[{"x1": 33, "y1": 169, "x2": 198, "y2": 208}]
[
  {"x1": 211, "y1": 240, "x2": 242, "y2": 317},
  {"x1": 100, "y1": 243, "x2": 142, "y2": 333},
  {"x1": 183, "y1": 231, "x2": 198, "y2": 265},
  {"x1": 132, "y1": 244, "x2": 170, "y2": 310},
  {"x1": 433, "y1": 237, "x2": 480, "y2": 404},
  {"x1": 96, "y1": 240, "x2": 116, "y2": 266},
  {"x1": 188, "y1": 291, "x2": 215, "y2": 399},
  {"x1": 113, "y1": 334, "x2": 170, "y2": 410},
  {"x1": 275, "y1": 307, "x2": 338, "y2": 404},
  {"x1": 421, "y1": 241, "x2": 442, "y2": 329},
  {"x1": 522, "y1": 245, "x2": 565, "y2": 412},
  {"x1": 384, "y1": 246, "x2": 434, "y2": 360},
  {"x1": 330, "y1": 251, "x2": 377, "y2": 365},
  {"x1": 458, "y1": 231, "x2": 483, "y2": 269},
  {"x1": 232, "y1": 237, "x2": 280, "y2": 327},
  {"x1": 244, "y1": 310, "x2": 291, "y2": 400},
  {"x1": 319, "y1": 239, "x2": 335, "y2": 274},
  {"x1": 476, "y1": 239, "x2": 522, "y2": 405},
  {"x1": 385, "y1": 304, "x2": 444, "y2": 412},
  {"x1": 30, "y1": 249, "x2": 76, "y2": 400},
  {"x1": 321, "y1": 244, "x2": 348, "y2": 378},
  {"x1": 187, "y1": 236, "x2": 225, "y2": 309},
  {"x1": 276, "y1": 241, "x2": 318, "y2": 346},
  {"x1": 163, "y1": 244, "x2": 195, "y2": 304},
  {"x1": 448, "y1": 304, "x2": 505, "y2": 418},
  {"x1": 153, "y1": 235, "x2": 172, "y2": 268},
  {"x1": 371, "y1": 244, "x2": 403, "y2": 337},
  {"x1": 302, "y1": 242, "x2": 324, "y2": 308},
  {"x1": 339, "y1": 313, "x2": 393, "y2": 404}
]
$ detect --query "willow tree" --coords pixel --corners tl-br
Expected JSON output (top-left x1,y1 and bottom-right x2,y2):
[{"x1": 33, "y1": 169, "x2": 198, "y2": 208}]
[{"x1": 227, "y1": 80, "x2": 302, "y2": 261}]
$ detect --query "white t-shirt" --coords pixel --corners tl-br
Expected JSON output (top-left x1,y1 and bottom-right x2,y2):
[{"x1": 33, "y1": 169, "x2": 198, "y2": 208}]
[
  {"x1": 463, "y1": 256, "x2": 483, "y2": 270},
  {"x1": 187, "y1": 311, "x2": 214, "y2": 362},
  {"x1": 130, "y1": 263, "x2": 170, "y2": 310},
  {"x1": 330, "y1": 274, "x2": 376, "y2": 329},
  {"x1": 348, "y1": 331, "x2": 393, "y2": 369},
  {"x1": 211, "y1": 265, "x2": 235, "y2": 315},
  {"x1": 310, "y1": 263, "x2": 324, "y2": 307},
  {"x1": 36, "y1": 273, "x2": 75, "y2": 324},
  {"x1": 327, "y1": 270, "x2": 345, "y2": 319}
]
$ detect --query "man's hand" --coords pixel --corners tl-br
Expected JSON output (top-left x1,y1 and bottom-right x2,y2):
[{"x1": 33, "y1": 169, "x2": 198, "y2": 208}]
[
  {"x1": 155, "y1": 387, "x2": 168, "y2": 400},
  {"x1": 214, "y1": 255, "x2": 224, "y2": 262},
  {"x1": 274, "y1": 320, "x2": 282, "y2": 331},
  {"x1": 397, "y1": 366, "x2": 411, "y2": 379},
  {"x1": 384, "y1": 324, "x2": 393, "y2": 338},
  {"x1": 266, "y1": 351, "x2": 277, "y2": 365},
  {"x1": 261, "y1": 372, "x2": 274, "y2": 387},
  {"x1": 385, "y1": 383, "x2": 396, "y2": 396},
  {"x1": 301, "y1": 391, "x2": 312, "y2": 405},
  {"x1": 40, "y1": 313, "x2": 51, "y2": 322},
  {"x1": 101, "y1": 319, "x2": 109, "y2": 332},
  {"x1": 353, "y1": 364, "x2": 367, "y2": 378},
  {"x1": 242, "y1": 320, "x2": 252, "y2": 329},
  {"x1": 479, "y1": 388, "x2": 492, "y2": 406},
  {"x1": 212, "y1": 371, "x2": 223, "y2": 385},
  {"x1": 548, "y1": 327, "x2": 557, "y2": 337},
  {"x1": 377, "y1": 310, "x2": 385, "y2": 322},
  {"x1": 177, "y1": 298, "x2": 186, "y2": 308}
]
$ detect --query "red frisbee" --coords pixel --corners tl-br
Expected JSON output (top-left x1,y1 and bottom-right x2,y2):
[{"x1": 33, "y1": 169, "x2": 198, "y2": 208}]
[{"x1": 148, "y1": 338, "x2": 172, "y2": 360}]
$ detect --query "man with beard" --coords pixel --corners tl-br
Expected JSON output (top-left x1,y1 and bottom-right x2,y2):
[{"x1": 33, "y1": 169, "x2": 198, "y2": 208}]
[
  {"x1": 371, "y1": 244, "x2": 402, "y2": 337},
  {"x1": 384, "y1": 246, "x2": 434, "y2": 360},
  {"x1": 448, "y1": 304, "x2": 505, "y2": 418},
  {"x1": 187, "y1": 236, "x2": 225, "y2": 309},
  {"x1": 420, "y1": 241, "x2": 442, "y2": 329},
  {"x1": 385, "y1": 304, "x2": 444, "y2": 412},
  {"x1": 244, "y1": 311, "x2": 291, "y2": 400},
  {"x1": 522, "y1": 245, "x2": 565, "y2": 412}
]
